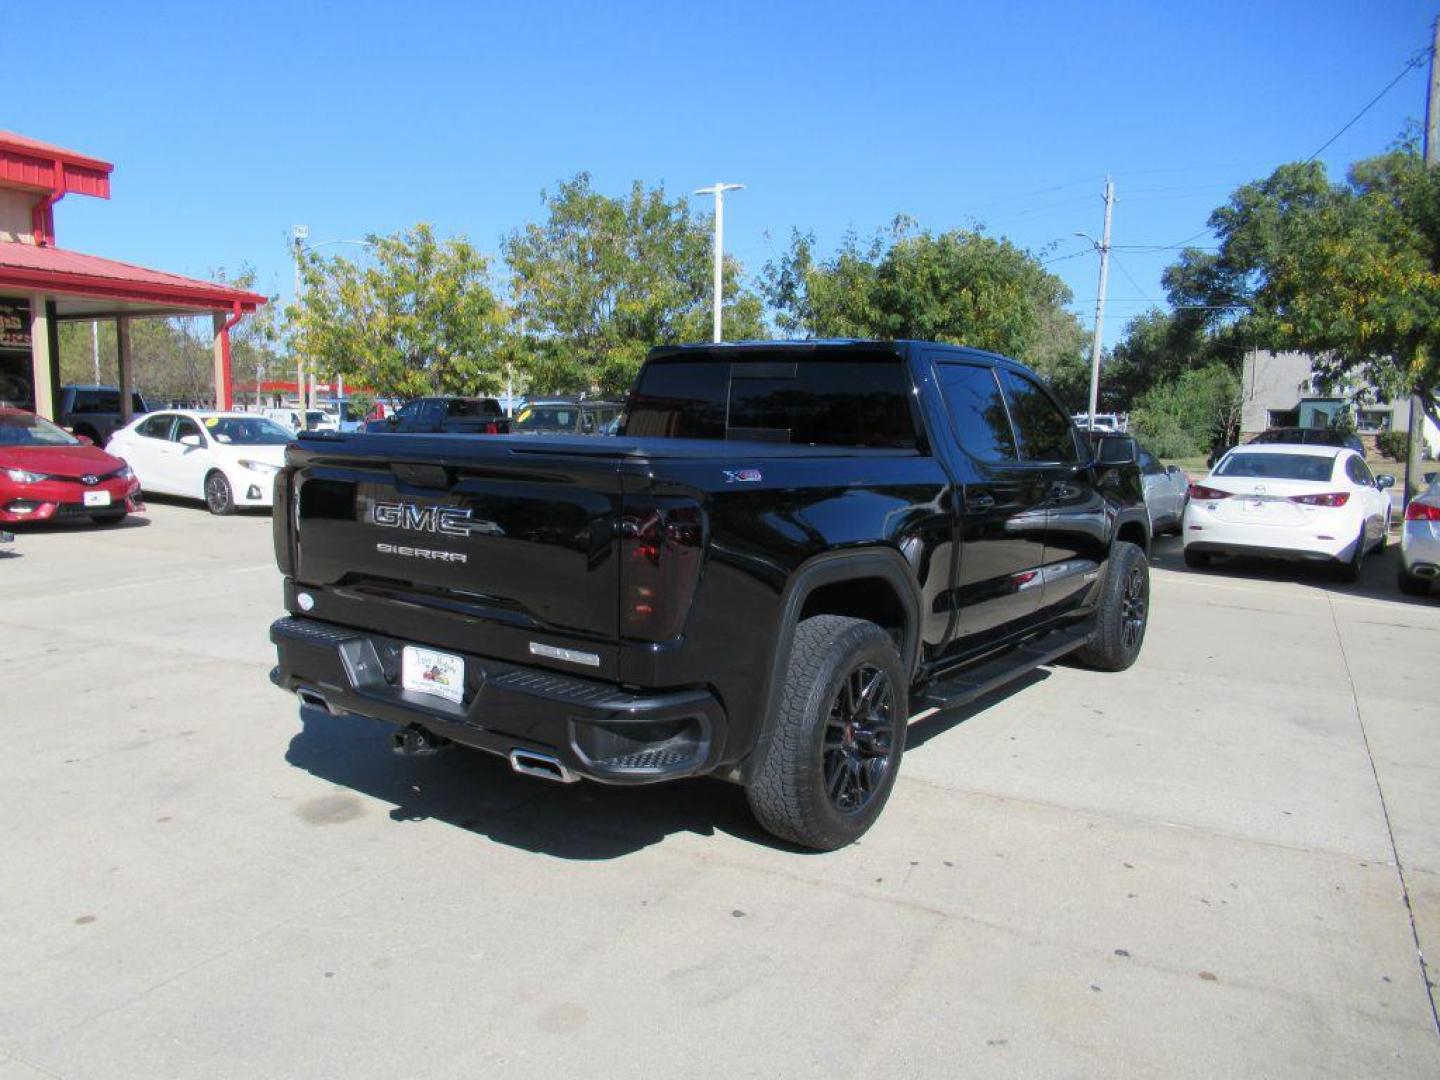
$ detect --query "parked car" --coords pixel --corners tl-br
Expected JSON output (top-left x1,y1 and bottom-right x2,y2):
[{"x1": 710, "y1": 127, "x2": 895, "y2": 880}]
[
  {"x1": 269, "y1": 340, "x2": 1153, "y2": 850},
  {"x1": 107, "y1": 411, "x2": 291, "y2": 514},
  {"x1": 1397, "y1": 476, "x2": 1440, "y2": 596},
  {"x1": 1183, "y1": 444, "x2": 1394, "y2": 581},
  {"x1": 262, "y1": 408, "x2": 305, "y2": 432},
  {"x1": 57, "y1": 385, "x2": 150, "y2": 446},
  {"x1": 314, "y1": 400, "x2": 365, "y2": 433},
  {"x1": 513, "y1": 398, "x2": 624, "y2": 436},
  {"x1": 363, "y1": 397, "x2": 510, "y2": 435},
  {"x1": 0, "y1": 407, "x2": 143, "y2": 525},
  {"x1": 1071, "y1": 412, "x2": 1125, "y2": 433},
  {"x1": 1138, "y1": 446, "x2": 1188, "y2": 536}
]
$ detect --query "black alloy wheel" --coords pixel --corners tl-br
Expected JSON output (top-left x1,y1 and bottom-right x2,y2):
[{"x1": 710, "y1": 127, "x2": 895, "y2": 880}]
[
  {"x1": 1119, "y1": 562, "x2": 1147, "y2": 652},
  {"x1": 821, "y1": 663, "x2": 896, "y2": 815}
]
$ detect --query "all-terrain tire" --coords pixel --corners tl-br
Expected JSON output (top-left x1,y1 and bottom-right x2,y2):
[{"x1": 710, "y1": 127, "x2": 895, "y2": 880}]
[
  {"x1": 745, "y1": 615, "x2": 908, "y2": 851},
  {"x1": 1075, "y1": 541, "x2": 1150, "y2": 672}
]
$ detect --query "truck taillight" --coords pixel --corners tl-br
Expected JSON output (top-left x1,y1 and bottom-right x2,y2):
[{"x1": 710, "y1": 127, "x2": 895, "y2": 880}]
[
  {"x1": 619, "y1": 499, "x2": 705, "y2": 641},
  {"x1": 1288, "y1": 491, "x2": 1350, "y2": 507},
  {"x1": 272, "y1": 467, "x2": 295, "y2": 576},
  {"x1": 1406, "y1": 500, "x2": 1440, "y2": 521},
  {"x1": 484, "y1": 421, "x2": 499, "y2": 434},
  {"x1": 1189, "y1": 483, "x2": 1230, "y2": 500}
]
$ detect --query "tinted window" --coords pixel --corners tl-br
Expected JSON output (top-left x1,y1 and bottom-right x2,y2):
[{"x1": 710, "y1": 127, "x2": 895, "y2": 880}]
[
  {"x1": 136, "y1": 414, "x2": 173, "y2": 439},
  {"x1": 1216, "y1": 452, "x2": 1336, "y2": 482},
  {"x1": 0, "y1": 411, "x2": 79, "y2": 446},
  {"x1": 171, "y1": 417, "x2": 204, "y2": 444},
  {"x1": 1345, "y1": 456, "x2": 1374, "y2": 485},
  {"x1": 206, "y1": 417, "x2": 293, "y2": 445},
  {"x1": 1138, "y1": 449, "x2": 1163, "y2": 476},
  {"x1": 624, "y1": 361, "x2": 730, "y2": 439},
  {"x1": 935, "y1": 363, "x2": 1016, "y2": 461},
  {"x1": 516, "y1": 405, "x2": 579, "y2": 432},
  {"x1": 395, "y1": 401, "x2": 422, "y2": 422},
  {"x1": 446, "y1": 399, "x2": 500, "y2": 418},
  {"x1": 997, "y1": 369, "x2": 1077, "y2": 462},
  {"x1": 726, "y1": 358, "x2": 916, "y2": 448}
]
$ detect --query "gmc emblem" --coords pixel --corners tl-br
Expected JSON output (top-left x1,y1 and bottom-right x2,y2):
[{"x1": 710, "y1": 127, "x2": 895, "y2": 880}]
[{"x1": 369, "y1": 500, "x2": 475, "y2": 537}]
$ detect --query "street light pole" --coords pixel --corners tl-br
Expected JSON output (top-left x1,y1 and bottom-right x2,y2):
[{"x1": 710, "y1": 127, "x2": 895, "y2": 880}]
[
  {"x1": 694, "y1": 182, "x2": 744, "y2": 342},
  {"x1": 292, "y1": 224, "x2": 309, "y2": 410},
  {"x1": 1078, "y1": 177, "x2": 1115, "y2": 431}
]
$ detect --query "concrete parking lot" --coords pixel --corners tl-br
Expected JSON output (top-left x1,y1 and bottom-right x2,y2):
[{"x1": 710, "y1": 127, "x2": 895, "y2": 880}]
[{"x1": 2, "y1": 503, "x2": 1438, "y2": 1079}]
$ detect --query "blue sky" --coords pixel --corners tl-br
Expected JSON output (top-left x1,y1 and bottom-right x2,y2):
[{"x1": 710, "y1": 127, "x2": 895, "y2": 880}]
[{"x1": 10, "y1": 0, "x2": 1436, "y2": 345}]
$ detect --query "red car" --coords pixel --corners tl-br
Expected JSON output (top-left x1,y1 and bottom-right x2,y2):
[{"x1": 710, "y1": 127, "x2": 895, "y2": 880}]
[{"x1": 0, "y1": 407, "x2": 144, "y2": 525}]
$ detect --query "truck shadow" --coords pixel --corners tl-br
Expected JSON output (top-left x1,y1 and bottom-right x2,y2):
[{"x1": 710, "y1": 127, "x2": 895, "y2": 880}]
[{"x1": 285, "y1": 706, "x2": 786, "y2": 859}]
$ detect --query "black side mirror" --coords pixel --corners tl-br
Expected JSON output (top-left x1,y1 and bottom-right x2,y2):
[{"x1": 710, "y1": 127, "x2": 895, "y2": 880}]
[
  {"x1": 1094, "y1": 434, "x2": 1138, "y2": 466},
  {"x1": 1376, "y1": 473, "x2": 1395, "y2": 490}
]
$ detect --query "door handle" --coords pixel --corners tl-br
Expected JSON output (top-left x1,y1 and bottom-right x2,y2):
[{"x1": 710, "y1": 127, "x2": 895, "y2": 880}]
[{"x1": 968, "y1": 493, "x2": 995, "y2": 511}]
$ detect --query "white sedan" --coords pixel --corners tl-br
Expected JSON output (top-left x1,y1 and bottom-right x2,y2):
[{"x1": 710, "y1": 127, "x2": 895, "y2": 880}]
[
  {"x1": 107, "y1": 411, "x2": 292, "y2": 514},
  {"x1": 1182, "y1": 444, "x2": 1394, "y2": 581}
]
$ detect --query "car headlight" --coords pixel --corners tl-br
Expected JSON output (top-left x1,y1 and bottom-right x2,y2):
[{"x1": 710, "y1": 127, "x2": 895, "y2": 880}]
[
  {"x1": 238, "y1": 459, "x2": 280, "y2": 474},
  {"x1": 117, "y1": 464, "x2": 135, "y2": 481},
  {"x1": 5, "y1": 468, "x2": 46, "y2": 484}
]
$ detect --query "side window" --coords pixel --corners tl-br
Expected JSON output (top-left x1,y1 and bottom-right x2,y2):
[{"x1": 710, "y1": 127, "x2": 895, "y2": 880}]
[
  {"x1": 1345, "y1": 456, "x2": 1373, "y2": 485},
  {"x1": 997, "y1": 369, "x2": 1078, "y2": 463},
  {"x1": 580, "y1": 410, "x2": 596, "y2": 434},
  {"x1": 934, "y1": 363, "x2": 1016, "y2": 461},
  {"x1": 137, "y1": 414, "x2": 173, "y2": 439},
  {"x1": 395, "y1": 401, "x2": 422, "y2": 423},
  {"x1": 171, "y1": 417, "x2": 204, "y2": 444},
  {"x1": 1138, "y1": 450, "x2": 1163, "y2": 476}
]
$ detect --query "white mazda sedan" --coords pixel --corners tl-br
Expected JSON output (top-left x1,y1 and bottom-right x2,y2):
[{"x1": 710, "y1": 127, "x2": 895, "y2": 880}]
[
  {"x1": 1182, "y1": 444, "x2": 1394, "y2": 581},
  {"x1": 106, "y1": 411, "x2": 292, "y2": 514}
]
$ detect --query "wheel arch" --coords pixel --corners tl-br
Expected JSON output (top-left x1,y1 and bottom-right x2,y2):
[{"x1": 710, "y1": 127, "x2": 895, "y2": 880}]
[{"x1": 1113, "y1": 511, "x2": 1151, "y2": 556}]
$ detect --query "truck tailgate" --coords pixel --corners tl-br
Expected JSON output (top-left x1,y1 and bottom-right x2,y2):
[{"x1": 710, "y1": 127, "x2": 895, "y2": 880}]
[{"x1": 285, "y1": 434, "x2": 626, "y2": 667}]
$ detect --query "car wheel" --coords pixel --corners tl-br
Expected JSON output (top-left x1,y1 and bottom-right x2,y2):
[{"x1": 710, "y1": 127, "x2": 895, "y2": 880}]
[
  {"x1": 745, "y1": 615, "x2": 907, "y2": 851},
  {"x1": 1373, "y1": 518, "x2": 1388, "y2": 554},
  {"x1": 89, "y1": 510, "x2": 127, "y2": 526},
  {"x1": 204, "y1": 471, "x2": 235, "y2": 515},
  {"x1": 1397, "y1": 567, "x2": 1431, "y2": 596},
  {"x1": 1334, "y1": 526, "x2": 1365, "y2": 583},
  {"x1": 1183, "y1": 547, "x2": 1211, "y2": 569},
  {"x1": 1075, "y1": 541, "x2": 1150, "y2": 672}
]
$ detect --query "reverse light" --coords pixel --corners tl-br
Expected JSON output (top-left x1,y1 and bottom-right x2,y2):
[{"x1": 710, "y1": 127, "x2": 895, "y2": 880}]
[
  {"x1": 1189, "y1": 483, "x2": 1230, "y2": 500},
  {"x1": 5, "y1": 468, "x2": 46, "y2": 484},
  {"x1": 1288, "y1": 492, "x2": 1350, "y2": 507},
  {"x1": 1406, "y1": 500, "x2": 1440, "y2": 521}
]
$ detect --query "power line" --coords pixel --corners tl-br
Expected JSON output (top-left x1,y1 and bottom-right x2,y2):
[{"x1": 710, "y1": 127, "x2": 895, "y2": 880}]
[{"x1": 1305, "y1": 45, "x2": 1431, "y2": 163}]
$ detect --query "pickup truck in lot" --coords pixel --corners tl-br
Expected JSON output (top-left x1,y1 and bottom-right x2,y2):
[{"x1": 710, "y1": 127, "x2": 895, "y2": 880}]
[
  {"x1": 270, "y1": 341, "x2": 1151, "y2": 849},
  {"x1": 363, "y1": 396, "x2": 511, "y2": 435}
]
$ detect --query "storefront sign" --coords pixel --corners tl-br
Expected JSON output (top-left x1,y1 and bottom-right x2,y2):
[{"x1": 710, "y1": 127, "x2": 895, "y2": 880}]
[{"x1": 0, "y1": 299, "x2": 31, "y2": 350}]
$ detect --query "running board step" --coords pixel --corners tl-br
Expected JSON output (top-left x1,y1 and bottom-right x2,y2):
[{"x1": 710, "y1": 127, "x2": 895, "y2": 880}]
[{"x1": 920, "y1": 626, "x2": 1093, "y2": 711}]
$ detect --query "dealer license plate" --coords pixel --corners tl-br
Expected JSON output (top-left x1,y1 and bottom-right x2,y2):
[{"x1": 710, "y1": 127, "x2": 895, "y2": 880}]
[
  {"x1": 83, "y1": 490, "x2": 111, "y2": 507},
  {"x1": 401, "y1": 645, "x2": 465, "y2": 704}
]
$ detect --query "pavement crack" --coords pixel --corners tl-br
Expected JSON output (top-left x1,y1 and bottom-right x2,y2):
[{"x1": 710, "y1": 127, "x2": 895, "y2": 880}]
[{"x1": 1326, "y1": 588, "x2": 1440, "y2": 1040}]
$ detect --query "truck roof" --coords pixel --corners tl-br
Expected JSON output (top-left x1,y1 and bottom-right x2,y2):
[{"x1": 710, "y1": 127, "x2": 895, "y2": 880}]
[{"x1": 645, "y1": 339, "x2": 1024, "y2": 368}]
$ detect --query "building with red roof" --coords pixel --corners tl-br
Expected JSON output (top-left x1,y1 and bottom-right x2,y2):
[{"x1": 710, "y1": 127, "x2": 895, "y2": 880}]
[{"x1": 0, "y1": 131, "x2": 265, "y2": 420}]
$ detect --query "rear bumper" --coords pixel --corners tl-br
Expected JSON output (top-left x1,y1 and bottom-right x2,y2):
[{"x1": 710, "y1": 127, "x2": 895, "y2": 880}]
[
  {"x1": 269, "y1": 616, "x2": 726, "y2": 785},
  {"x1": 1401, "y1": 521, "x2": 1440, "y2": 577},
  {"x1": 1182, "y1": 504, "x2": 1358, "y2": 562}
]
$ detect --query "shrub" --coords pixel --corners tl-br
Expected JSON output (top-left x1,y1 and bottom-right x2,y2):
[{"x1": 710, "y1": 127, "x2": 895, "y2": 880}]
[
  {"x1": 1130, "y1": 364, "x2": 1240, "y2": 459},
  {"x1": 1375, "y1": 430, "x2": 1409, "y2": 461}
]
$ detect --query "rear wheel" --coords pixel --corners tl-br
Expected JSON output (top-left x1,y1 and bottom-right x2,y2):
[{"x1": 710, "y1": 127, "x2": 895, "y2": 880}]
[
  {"x1": 204, "y1": 471, "x2": 235, "y2": 515},
  {"x1": 1397, "y1": 567, "x2": 1431, "y2": 596},
  {"x1": 1334, "y1": 526, "x2": 1365, "y2": 583},
  {"x1": 1076, "y1": 541, "x2": 1150, "y2": 672},
  {"x1": 745, "y1": 615, "x2": 907, "y2": 851}
]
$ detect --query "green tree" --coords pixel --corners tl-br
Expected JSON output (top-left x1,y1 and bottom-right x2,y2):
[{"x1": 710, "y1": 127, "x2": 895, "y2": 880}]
[
  {"x1": 503, "y1": 173, "x2": 766, "y2": 397},
  {"x1": 762, "y1": 220, "x2": 1090, "y2": 406},
  {"x1": 290, "y1": 224, "x2": 510, "y2": 401},
  {"x1": 1129, "y1": 363, "x2": 1241, "y2": 458},
  {"x1": 1167, "y1": 140, "x2": 1440, "y2": 489}
]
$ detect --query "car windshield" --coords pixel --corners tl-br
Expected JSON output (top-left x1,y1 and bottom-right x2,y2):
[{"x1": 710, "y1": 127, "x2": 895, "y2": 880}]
[
  {"x1": 0, "y1": 412, "x2": 80, "y2": 447},
  {"x1": 1215, "y1": 452, "x2": 1335, "y2": 482},
  {"x1": 515, "y1": 405, "x2": 576, "y2": 432},
  {"x1": 203, "y1": 417, "x2": 294, "y2": 445}
]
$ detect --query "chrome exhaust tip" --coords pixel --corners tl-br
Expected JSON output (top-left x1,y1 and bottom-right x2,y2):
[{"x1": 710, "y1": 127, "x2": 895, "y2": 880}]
[
  {"x1": 1412, "y1": 563, "x2": 1439, "y2": 578},
  {"x1": 508, "y1": 748, "x2": 579, "y2": 784}
]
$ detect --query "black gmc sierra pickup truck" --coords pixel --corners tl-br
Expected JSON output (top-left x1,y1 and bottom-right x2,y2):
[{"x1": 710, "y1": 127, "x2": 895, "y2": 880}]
[{"x1": 270, "y1": 341, "x2": 1151, "y2": 849}]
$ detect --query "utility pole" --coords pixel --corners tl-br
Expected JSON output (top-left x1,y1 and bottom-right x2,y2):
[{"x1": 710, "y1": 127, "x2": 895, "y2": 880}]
[
  {"x1": 1406, "y1": 18, "x2": 1440, "y2": 504},
  {"x1": 292, "y1": 225, "x2": 309, "y2": 410},
  {"x1": 91, "y1": 319, "x2": 100, "y2": 385},
  {"x1": 1082, "y1": 177, "x2": 1115, "y2": 431},
  {"x1": 695, "y1": 182, "x2": 745, "y2": 342}
]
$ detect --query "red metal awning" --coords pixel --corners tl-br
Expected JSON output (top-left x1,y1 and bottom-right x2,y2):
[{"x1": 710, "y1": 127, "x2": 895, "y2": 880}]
[
  {"x1": 0, "y1": 243, "x2": 265, "y2": 313},
  {"x1": 0, "y1": 131, "x2": 112, "y2": 199}
]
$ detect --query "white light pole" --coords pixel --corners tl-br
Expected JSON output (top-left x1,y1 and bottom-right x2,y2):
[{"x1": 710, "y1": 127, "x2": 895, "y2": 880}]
[
  {"x1": 1076, "y1": 176, "x2": 1115, "y2": 432},
  {"x1": 91, "y1": 319, "x2": 100, "y2": 385},
  {"x1": 695, "y1": 182, "x2": 745, "y2": 342},
  {"x1": 292, "y1": 224, "x2": 309, "y2": 409}
]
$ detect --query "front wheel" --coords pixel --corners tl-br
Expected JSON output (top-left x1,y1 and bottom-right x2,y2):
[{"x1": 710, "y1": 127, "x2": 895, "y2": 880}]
[
  {"x1": 1075, "y1": 541, "x2": 1150, "y2": 672},
  {"x1": 745, "y1": 615, "x2": 908, "y2": 851},
  {"x1": 204, "y1": 471, "x2": 235, "y2": 515}
]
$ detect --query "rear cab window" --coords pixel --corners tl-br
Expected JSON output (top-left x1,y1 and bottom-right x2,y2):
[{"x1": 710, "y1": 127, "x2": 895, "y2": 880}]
[{"x1": 623, "y1": 351, "x2": 918, "y2": 448}]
